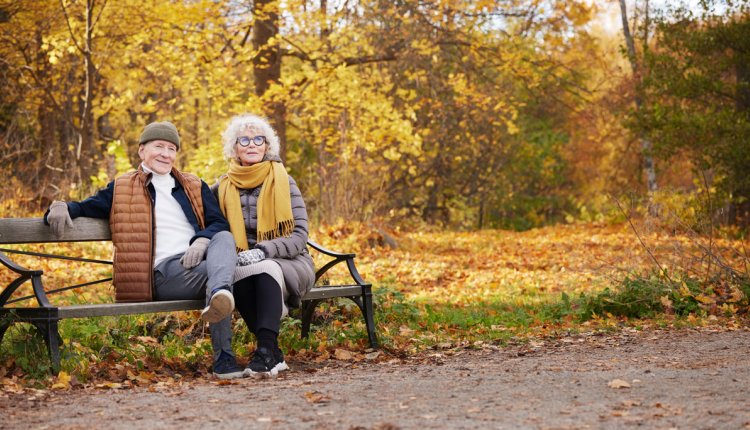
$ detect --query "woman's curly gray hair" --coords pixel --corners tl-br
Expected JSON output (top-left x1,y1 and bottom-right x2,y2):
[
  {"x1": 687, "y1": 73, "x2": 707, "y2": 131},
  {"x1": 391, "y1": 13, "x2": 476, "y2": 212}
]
[{"x1": 221, "y1": 113, "x2": 280, "y2": 161}]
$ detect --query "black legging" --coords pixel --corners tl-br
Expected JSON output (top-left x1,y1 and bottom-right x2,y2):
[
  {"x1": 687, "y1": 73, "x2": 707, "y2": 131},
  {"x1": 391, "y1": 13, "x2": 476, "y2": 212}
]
[{"x1": 233, "y1": 273, "x2": 283, "y2": 335}]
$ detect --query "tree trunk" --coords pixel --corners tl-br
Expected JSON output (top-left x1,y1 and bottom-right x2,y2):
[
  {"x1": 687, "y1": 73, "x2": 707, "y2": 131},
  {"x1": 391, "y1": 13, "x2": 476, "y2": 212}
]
[
  {"x1": 77, "y1": 0, "x2": 97, "y2": 187},
  {"x1": 734, "y1": 49, "x2": 750, "y2": 224},
  {"x1": 252, "y1": 0, "x2": 286, "y2": 161},
  {"x1": 737, "y1": 53, "x2": 750, "y2": 113},
  {"x1": 619, "y1": 0, "x2": 658, "y2": 198}
]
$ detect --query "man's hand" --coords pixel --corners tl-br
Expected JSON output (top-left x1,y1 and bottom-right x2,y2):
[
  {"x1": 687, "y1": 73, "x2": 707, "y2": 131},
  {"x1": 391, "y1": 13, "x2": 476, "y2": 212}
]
[
  {"x1": 237, "y1": 248, "x2": 265, "y2": 266},
  {"x1": 180, "y1": 237, "x2": 210, "y2": 269},
  {"x1": 48, "y1": 201, "x2": 73, "y2": 237}
]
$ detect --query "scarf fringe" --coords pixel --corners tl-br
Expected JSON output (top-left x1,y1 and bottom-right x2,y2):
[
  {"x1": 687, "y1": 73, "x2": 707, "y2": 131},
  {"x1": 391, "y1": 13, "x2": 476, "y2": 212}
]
[{"x1": 257, "y1": 219, "x2": 295, "y2": 242}]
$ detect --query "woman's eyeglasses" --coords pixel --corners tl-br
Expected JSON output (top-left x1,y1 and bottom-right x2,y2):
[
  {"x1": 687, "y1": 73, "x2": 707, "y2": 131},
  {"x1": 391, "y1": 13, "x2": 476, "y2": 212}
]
[{"x1": 236, "y1": 136, "x2": 267, "y2": 147}]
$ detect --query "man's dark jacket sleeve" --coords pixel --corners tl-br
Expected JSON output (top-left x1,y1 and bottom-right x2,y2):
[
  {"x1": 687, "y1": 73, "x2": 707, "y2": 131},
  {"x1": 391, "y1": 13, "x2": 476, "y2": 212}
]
[
  {"x1": 190, "y1": 181, "x2": 230, "y2": 242},
  {"x1": 43, "y1": 181, "x2": 115, "y2": 223}
]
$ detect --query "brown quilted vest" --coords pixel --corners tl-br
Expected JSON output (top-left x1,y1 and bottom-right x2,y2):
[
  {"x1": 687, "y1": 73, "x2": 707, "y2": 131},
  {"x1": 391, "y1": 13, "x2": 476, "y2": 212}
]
[{"x1": 110, "y1": 167, "x2": 205, "y2": 302}]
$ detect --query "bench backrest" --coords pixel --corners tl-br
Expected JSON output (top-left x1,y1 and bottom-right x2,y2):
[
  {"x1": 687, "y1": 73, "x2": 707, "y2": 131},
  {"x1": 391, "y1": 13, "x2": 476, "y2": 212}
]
[{"x1": 0, "y1": 217, "x2": 111, "y2": 244}]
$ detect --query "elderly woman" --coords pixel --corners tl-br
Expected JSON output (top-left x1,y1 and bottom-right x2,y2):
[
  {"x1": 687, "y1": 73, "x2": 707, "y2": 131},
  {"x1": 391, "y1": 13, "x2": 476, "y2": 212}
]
[{"x1": 213, "y1": 113, "x2": 315, "y2": 378}]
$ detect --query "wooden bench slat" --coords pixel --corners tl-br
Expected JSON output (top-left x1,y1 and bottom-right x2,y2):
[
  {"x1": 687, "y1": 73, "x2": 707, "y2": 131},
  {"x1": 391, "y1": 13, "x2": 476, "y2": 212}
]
[
  {"x1": 57, "y1": 300, "x2": 204, "y2": 318},
  {"x1": 50, "y1": 286, "x2": 368, "y2": 319},
  {"x1": 304, "y1": 285, "x2": 367, "y2": 300},
  {"x1": 0, "y1": 217, "x2": 110, "y2": 244}
]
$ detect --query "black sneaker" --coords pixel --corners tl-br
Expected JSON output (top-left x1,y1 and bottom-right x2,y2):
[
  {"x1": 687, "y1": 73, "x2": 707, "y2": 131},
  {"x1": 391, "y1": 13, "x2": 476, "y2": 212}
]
[
  {"x1": 213, "y1": 353, "x2": 244, "y2": 380},
  {"x1": 244, "y1": 347, "x2": 281, "y2": 378}
]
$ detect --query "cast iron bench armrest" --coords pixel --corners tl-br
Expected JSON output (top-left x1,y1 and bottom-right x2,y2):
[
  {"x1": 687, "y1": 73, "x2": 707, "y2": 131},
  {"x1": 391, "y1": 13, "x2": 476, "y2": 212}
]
[
  {"x1": 307, "y1": 239, "x2": 368, "y2": 286},
  {"x1": 0, "y1": 250, "x2": 49, "y2": 308},
  {"x1": 307, "y1": 240, "x2": 355, "y2": 259},
  {"x1": 0, "y1": 245, "x2": 113, "y2": 308},
  {"x1": 0, "y1": 249, "x2": 40, "y2": 276}
]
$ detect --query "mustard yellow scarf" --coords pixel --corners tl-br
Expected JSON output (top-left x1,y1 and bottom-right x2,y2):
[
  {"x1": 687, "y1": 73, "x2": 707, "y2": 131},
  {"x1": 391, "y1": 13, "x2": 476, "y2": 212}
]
[{"x1": 218, "y1": 160, "x2": 294, "y2": 250}]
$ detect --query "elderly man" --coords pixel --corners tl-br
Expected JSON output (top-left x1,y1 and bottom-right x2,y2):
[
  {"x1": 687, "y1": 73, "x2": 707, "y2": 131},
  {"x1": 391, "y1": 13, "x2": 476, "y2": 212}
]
[{"x1": 45, "y1": 121, "x2": 244, "y2": 379}]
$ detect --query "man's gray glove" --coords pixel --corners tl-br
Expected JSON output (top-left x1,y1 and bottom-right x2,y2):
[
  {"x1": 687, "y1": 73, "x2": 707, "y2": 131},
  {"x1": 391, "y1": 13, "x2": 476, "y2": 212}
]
[
  {"x1": 237, "y1": 248, "x2": 265, "y2": 266},
  {"x1": 48, "y1": 201, "x2": 73, "y2": 237},
  {"x1": 180, "y1": 237, "x2": 210, "y2": 269}
]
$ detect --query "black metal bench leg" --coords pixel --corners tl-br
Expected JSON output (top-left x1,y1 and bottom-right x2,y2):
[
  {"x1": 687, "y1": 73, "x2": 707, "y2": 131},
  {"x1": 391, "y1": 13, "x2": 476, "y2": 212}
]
[
  {"x1": 300, "y1": 299, "x2": 322, "y2": 339},
  {"x1": 346, "y1": 293, "x2": 379, "y2": 348},
  {"x1": 361, "y1": 287, "x2": 378, "y2": 348},
  {"x1": 0, "y1": 317, "x2": 10, "y2": 347},
  {"x1": 32, "y1": 320, "x2": 62, "y2": 372}
]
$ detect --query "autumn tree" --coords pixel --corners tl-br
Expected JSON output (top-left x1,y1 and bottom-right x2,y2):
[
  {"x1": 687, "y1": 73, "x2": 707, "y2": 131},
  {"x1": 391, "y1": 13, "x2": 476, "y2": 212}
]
[
  {"x1": 0, "y1": 1, "x2": 246, "y2": 204},
  {"x1": 635, "y1": 1, "x2": 750, "y2": 223},
  {"x1": 253, "y1": 0, "x2": 598, "y2": 227},
  {"x1": 3, "y1": 0, "x2": 705, "y2": 230}
]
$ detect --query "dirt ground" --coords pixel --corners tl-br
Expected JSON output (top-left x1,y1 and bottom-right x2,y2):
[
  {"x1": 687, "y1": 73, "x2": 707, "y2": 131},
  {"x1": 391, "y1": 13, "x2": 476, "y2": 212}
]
[{"x1": 3, "y1": 327, "x2": 750, "y2": 429}]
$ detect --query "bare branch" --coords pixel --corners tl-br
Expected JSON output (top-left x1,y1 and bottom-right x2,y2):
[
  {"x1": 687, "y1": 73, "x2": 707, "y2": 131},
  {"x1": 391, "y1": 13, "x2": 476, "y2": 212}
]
[
  {"x1": 612, "y1": 194, "x2": 674, "y2": 284},
  {"x1": 59, "y1": 0, "x2": 84, "y2": 55}
]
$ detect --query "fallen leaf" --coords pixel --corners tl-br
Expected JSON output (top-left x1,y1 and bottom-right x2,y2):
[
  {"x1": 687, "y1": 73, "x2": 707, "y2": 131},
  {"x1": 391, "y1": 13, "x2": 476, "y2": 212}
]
[
  {"x1": 135, "y1": 371, "x2": 155, "y2": 384},
  {"x1": 304, "y1": 390, "x2": 330, "y2": 404},
  {"x1": 95, "y1": 382, "x2": 123, "y2": 389},
  {"x1": 660, "y1": 295, "x2": 673, "y2": 309},
  {"x1": 399, "y1": 326, "x2": 415, "y2": 336},
  {"x1": 314, "y1": 350, "x2": 330, "y2": 362},
  {"x1": 334, "y1": 349, "x2": 354, "y2": 361},
  {"x1": 51, "y1": 371, "x2": 71, "y2": 390},
  {"x1": 608, "y1": 379, "x2": 631, "y2": 389}
]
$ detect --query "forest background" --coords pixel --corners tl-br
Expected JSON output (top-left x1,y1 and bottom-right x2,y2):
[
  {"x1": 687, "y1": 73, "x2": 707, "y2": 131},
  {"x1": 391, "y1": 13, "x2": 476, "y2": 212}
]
[
  {"x1": 1, "y1": 0, "x2": 750, "y2": 383},
  {"x1": 2, "y1": 0, "x2": 749, "y2": 229}
]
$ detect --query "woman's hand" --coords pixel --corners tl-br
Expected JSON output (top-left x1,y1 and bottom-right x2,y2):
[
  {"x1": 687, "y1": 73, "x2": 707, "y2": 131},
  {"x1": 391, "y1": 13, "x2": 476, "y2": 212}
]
[{"x1": 237, "y1": 248, "x2": 266, "y2": 266}]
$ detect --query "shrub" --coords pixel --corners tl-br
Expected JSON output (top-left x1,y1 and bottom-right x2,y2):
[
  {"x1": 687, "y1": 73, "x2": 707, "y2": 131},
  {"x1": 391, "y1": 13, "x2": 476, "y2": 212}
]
[{"x1": 580, "y1": 272, "x2": 701, "y2": 319}]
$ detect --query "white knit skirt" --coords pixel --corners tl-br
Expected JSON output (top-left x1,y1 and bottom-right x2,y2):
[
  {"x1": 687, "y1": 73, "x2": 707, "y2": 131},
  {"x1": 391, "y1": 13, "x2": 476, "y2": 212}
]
[{"x1": 233, "y1": 260, "x2": 289, "y2": 318}]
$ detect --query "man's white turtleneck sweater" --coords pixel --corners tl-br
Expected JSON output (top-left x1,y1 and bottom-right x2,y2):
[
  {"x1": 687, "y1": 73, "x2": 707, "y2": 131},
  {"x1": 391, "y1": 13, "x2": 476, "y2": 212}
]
[{"x1": 142, "y1": 165, "x2": 196, "y2": 267}]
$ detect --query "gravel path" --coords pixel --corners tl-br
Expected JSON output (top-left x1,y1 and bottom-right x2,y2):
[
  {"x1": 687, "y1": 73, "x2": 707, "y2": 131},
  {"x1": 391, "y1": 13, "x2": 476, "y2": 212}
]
[{"x1": 4, "y1": 328, "x2": 750, "y2": 429}]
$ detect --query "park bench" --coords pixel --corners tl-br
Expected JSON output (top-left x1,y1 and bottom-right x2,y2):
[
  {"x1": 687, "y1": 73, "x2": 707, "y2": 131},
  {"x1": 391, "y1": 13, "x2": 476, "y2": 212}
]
[{"x1": 0, "y1": 217, "x2": 377, "y2": 372}]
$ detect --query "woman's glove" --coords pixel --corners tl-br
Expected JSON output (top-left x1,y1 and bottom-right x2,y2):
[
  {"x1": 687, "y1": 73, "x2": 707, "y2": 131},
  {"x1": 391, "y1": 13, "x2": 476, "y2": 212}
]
[
  {"x1": 48, "y1": 201, "x2": 73, "y2": 237},
  {"x1": 237, "y1": 248, "x2": 265, "y2": 266},
  {"x1": 180, "y1": 237, "x2": 210, "y2": 269}
]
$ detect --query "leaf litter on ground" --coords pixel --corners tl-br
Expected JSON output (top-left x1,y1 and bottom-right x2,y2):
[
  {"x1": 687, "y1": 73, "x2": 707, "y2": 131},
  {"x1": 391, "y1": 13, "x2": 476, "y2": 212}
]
[{"x1": 1, "y1": 222, "x2": 748, "y2": 390}]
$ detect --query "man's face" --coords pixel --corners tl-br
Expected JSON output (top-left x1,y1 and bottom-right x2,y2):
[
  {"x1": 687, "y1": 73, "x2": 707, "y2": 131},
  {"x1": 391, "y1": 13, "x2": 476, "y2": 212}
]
[{"x1": 138, "y1": 140, "x2": 177, "y2": 175}]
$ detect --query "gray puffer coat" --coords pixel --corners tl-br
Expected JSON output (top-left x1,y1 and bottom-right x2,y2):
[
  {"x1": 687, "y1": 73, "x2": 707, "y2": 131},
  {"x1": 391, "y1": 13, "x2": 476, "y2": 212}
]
[{"x1": 211, "y1": 172, "x2": 315, "y2": 308}]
